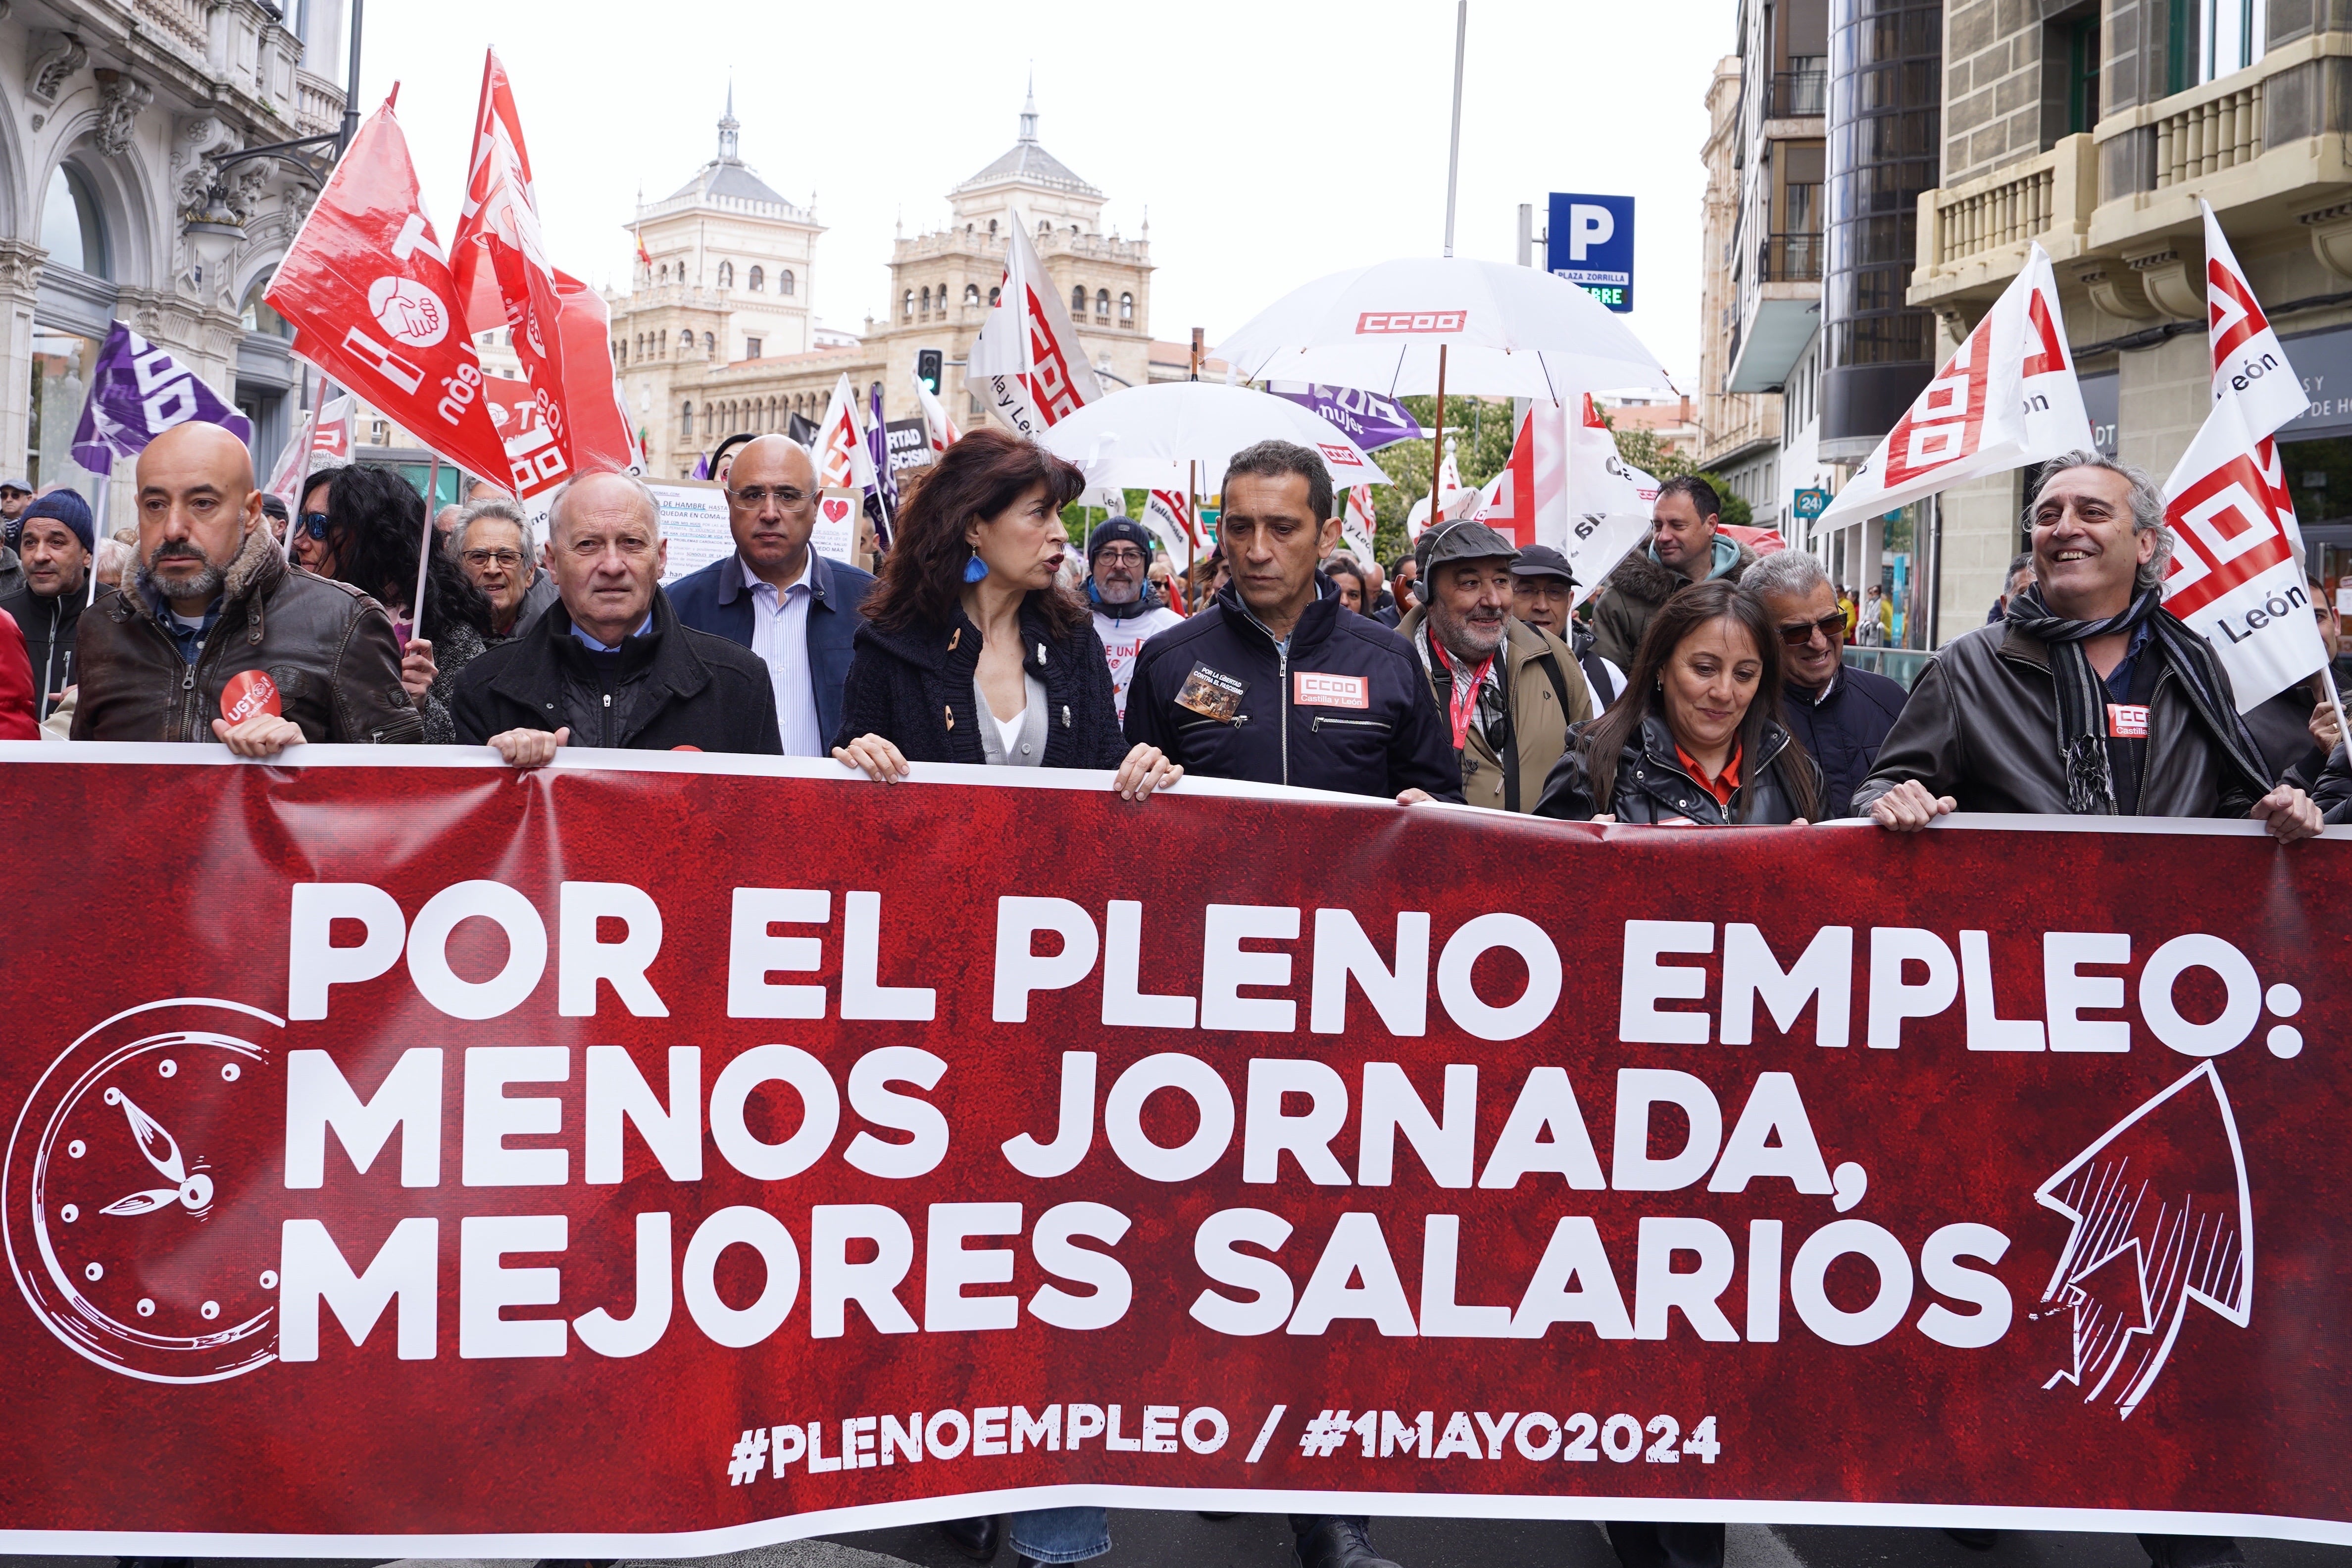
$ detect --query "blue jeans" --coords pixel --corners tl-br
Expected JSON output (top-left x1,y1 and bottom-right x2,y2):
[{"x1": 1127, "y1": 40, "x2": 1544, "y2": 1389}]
[{"x1": 1007, "y1": 1505, "x2": 1110, "y2": 1564}]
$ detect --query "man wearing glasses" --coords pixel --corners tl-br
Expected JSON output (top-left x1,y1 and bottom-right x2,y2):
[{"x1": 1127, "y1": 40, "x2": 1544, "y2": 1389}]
[
  {"x1": 1737, "y1": 548, "x2": 1906, "y2": 819},
  {"x1": 452, "y1": 497, "x2": 557, "y2": 642},
  {"x1": 1083, "y1": 517, "x2": 1182, "y2": 721},
  {"x1": 668, "y1": 434, "x2": 873, "y2": 757}
]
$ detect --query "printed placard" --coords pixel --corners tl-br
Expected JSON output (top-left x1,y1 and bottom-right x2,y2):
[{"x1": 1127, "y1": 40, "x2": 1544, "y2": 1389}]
[{"x1": 1174, "y1": 662, "x2": 1246, "y2": 722}]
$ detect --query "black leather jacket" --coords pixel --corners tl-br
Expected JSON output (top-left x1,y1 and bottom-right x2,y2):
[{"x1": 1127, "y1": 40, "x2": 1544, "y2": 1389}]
[
  {"x1": 1536, "y1": 713, "x2": 1819, "y2": 824},
  {"x1": 72, "y1": 526, "x2": 420, "y2": 744}
]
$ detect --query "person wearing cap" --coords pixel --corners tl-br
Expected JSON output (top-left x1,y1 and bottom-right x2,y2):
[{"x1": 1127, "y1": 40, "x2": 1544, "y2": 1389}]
[
  {"x1": 0, "y1": 489, "x2": 93, "y2": 720},
  {"x1": 1734, "y1": 549, "x2": 1908, "y2": 818},
  {"x1": 667, "y1": 434, "x2": 875, "y2": 757},
  {"x1": 1512, "y1": 543, "x2": 1625, "y2": 712},
  {"x1": 1084, "y1": 516, "x2": 1182, "y2": 722},
  {"x1": 0, "y1": 477, "x2": 32, "y2": 547},
  {"x1": 1127, "y1": 439, "x2": 1460, "y2": 817},
  {"x1": 1399, "y1": 519, "x2": 1592, "y2": 812}
]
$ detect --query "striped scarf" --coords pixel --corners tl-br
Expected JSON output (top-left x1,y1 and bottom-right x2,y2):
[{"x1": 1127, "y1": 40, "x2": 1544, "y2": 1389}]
[{"x1": 2004, "y1": 584, "x2": 2272, "y2": 813}]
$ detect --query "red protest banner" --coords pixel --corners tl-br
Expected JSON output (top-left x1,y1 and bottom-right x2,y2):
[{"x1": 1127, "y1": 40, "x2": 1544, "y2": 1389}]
[{"x1": 0, "y1": 750, "x2": 2345, "y2": 1552}]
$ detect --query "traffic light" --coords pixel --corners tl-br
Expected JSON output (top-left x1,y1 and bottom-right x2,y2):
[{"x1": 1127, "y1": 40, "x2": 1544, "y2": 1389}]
[{"x1": 916, "y1": 349, "x2": 943, "y2": 395}]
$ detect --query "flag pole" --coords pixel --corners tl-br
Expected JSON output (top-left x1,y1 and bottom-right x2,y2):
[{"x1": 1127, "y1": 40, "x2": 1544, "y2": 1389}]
[
  {"x1": 2322, "y1": 662, "x2": 2351, "y2": 766},
  {"x1": 1443, "y1": 0, "x2": 1467, "y2": 260},
  {"x1": 411, "y1": 454, "x2": 441, "y2": 644},
  {"x1": 1430, "y1": 342, "x2": 1450, "y2": 520},
  {"x1": 85, "y1": 474, "x2": 107, "y2": 607}
]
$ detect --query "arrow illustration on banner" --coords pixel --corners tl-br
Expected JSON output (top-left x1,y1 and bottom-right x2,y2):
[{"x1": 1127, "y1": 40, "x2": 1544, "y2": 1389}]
[{"x1": 2033, "y1": 1061, "x2": 2252, "y2": 1419}]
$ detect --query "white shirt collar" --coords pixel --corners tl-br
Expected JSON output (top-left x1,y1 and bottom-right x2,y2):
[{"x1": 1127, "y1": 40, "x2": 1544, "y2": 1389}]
[{"x1": 745, "y1": 552, "x2": 814, "y2": 604}]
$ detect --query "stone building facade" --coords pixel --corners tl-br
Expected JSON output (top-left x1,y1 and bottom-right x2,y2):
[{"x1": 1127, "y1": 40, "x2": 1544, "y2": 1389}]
[{"x1": 0, "y1": 0, "x2": 346, "y2": 525}]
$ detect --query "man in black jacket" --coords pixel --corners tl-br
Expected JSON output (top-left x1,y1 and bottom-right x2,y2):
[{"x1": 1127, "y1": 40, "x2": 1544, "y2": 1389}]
[
  {"x1": 0, "y1": 489, "x2": 91, "y2": 720},
  {"x1": 1125, "y1": 440, "x2": 1459, "y2": 807},
  {"x1": 1738, "y1": 547, "x2": 1906, "y2": 818},
  {"x1": 452, "y1": 470, "x2": 782, "y2": 761}
]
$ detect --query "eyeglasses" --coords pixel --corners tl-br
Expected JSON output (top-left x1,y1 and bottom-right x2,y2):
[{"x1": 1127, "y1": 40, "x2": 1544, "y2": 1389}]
[
  {"x1": 1096, "y1": 547, "x2": 1147, "y2": 566},
  {"x1": 728, "y1": 485, "x2": 813, "y2": 510},
  {"x1": 462, "y1": 548, "x2": 524, "y2": 569},
  {"x1": 1777, "y1": 610, "x2": 1848, "y2": 648},
  {"x1": 300, "y1": 511, "x2": 330, "y2": 541}
]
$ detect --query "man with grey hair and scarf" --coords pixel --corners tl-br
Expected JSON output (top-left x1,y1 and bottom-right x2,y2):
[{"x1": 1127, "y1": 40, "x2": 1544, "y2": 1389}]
[
  {"x1": 1739, "y1": 547, "x2": 1907, "y2": 817},
  {"x1": 1858, "y1": 451, "x2": 2319, "y2": 845}
]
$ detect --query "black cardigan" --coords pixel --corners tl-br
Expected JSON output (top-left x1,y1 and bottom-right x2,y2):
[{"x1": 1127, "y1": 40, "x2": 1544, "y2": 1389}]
[{"x1": 833, "y1": 594, "x2": 1131, "y2": 767}]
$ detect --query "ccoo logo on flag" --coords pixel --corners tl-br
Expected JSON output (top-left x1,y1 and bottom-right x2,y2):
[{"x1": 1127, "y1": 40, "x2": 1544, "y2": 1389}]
[
  {"x1": 2164, "y1": 452, "x2": 2295, "y2": 619},
  {"x1": 1356, "y1": 311, "x2": 1466, "y2": 334}
]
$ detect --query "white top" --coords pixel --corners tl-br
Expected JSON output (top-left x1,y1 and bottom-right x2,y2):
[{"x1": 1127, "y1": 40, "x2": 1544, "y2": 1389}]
[
  {"x1": 744, "y1": 553, "x2": 823, "y2": 757},
  {"x1": 1091, "y1": 604, "x2": 1185, "y2": 722},
  {"x1": 990, "y1": 705, "x2": 1027, "y2": 758}
]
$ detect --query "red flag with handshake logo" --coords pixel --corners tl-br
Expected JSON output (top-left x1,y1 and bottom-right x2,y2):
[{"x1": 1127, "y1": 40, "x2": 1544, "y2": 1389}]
[{"x1": 265, "y1": 96, "x2": 510, "y2": 484}]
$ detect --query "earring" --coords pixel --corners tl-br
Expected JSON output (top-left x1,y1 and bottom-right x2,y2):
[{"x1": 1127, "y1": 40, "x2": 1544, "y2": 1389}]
[{"x1": 962, "y1": 553, "x2": 989, "y2": 584}]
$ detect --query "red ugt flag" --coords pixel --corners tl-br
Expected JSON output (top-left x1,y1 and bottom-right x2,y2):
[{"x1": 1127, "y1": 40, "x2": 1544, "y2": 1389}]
[{"x1": 265, "y1": 98, "x2": 509, "y2": 482}]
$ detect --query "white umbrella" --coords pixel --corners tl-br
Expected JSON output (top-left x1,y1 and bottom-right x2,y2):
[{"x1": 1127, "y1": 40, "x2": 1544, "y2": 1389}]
[
  {"x1": 1209, "y1": 255, "x2": 1671, "y2": 402},
  {"x1": 1040, "y1": 381, "x2": 1391, "y2": 492}
]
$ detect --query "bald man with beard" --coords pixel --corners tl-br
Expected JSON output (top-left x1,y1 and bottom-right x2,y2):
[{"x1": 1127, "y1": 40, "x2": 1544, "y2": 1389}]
[{"x1": 72, "y1": 421, "x2": 420, "y2": 753}]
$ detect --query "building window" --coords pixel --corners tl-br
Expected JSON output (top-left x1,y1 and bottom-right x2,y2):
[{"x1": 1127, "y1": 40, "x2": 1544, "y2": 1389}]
[
  {"x1": 658, "y1": 263, "x2": 668, "y2": 284},
  {"x1": 965, "y1": 283, "x2": 981, "y2": 304},
  {"x1": 41, "y1": 164, "x2": 107, "y2": 278},
  {"x1": 681, "y1": 401, "x2": 693, "y2": 440},
  {"x1": 749, "y1": 265, "x2": 764, "y2": 292},
  {"x1": 747, "y1": 336, "x2": 762, "y2": 358},
  {"x1": 904, "y1": 289, "x2": 915, "y2": 321},
  {"x1": 1119, "y1": 291, "x2": 1134, "y2": 322},
  {"x1": 1095, "y1": 288, "x2": 1110, "y2": 318},
  {"x1": 1072, "y1": 285, "x2": 1087, "y2": 316},
  {"x1": 2176, "y1": 0, "x2": 2265, "y2": 89},
  {"x1": 989, "y1": 219, "x2": 999, "y2": 238},
  {"x1": 989, "y1": 286, "x2": 1001, "y2": 305},
  {"x1": 920, "y1": 286, "x2": 932, "y2": 314},
  {"x1": 240, "y1": 268, "x2": 292, "y2": 340},
  {"x1": 718, "y1": 260, "x2": 734, "y2": 288},
  {"x1": 703, "y1": 332, "x2": 715, "y2": 356},
  {"x1": 614, "y1": 340, "x2": 626, "y2": 366},
  {"x1": 781, "y1": 269, "x2": 795, "y2": 296},
  {"x1": 680, "y1": 329, "x2": 694, "y2": 351}
]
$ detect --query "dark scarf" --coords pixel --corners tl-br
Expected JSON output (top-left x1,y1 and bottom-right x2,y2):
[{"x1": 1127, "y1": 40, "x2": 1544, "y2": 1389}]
[{"x1": 2005, "y1": 584, "x2": 2272, "y2": 813}]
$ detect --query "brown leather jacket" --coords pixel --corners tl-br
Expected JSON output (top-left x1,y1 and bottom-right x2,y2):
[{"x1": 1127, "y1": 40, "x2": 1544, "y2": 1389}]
[
  {"x1": 72, "y1": 524, "x2": 422, "y2": 745},
  {"x1": 1852, "y1": 619, "x2": 2264, "y2": 819},
  {"x1": 1398, "y1": 607, "x2": 1593, "y2": 811}
]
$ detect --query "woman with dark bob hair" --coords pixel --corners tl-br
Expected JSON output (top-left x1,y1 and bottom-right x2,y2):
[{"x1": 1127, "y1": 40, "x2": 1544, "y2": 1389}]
[
  {"x1": 306, "y1": 463, "x2": 496, "y2": 745},
  {"x1": 1535, "y1": 577, "x2": 1820, "y2": 824},
  {"x1": 832, "y1": 427, "x2": 1181, "y2": 802}
]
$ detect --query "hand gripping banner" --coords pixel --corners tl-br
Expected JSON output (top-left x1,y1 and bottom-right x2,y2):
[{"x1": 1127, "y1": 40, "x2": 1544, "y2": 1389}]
[{"x1": 0, "y1": 747, "x2": 2347, "y2": 1553}]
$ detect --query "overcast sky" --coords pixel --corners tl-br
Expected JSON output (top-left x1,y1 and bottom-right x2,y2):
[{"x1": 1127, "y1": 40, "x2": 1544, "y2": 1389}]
[{"x1": 363, "y1": 0, "x2": 1730, "y2": 391}]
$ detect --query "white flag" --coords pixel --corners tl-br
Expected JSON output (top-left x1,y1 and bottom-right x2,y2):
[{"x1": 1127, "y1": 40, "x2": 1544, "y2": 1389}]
[
  {"x1": 912, "y1": 370, "x2": 961, "y2": 455},
  {"x1": 1557, "y1": 394, "x2": 1659, "y2": 609},
  {"x1": 1406, "y1": 444, "x2": 1476, "y2": 541},
  {"x1": 1340, "y1": 484, "x2": 1379, "y2": 562},
  {"x1": 1142, "y1": 488, "x2": 1196, "y2": 561},
  {"x1": 2162, "y1": 389, "x2": 2327, "y2": 711},
  {"x1": 966, "y1": 209, "x2": 1103, "y2": 437},
  {"x1": 812, "y1": 372, "x2": 874, "y2": 492},
  {"x1": 1821, "y1": 242, "x2": 2094, "y2": 526},
  {"x1": 2203, "y1": 200, "x2": 2309, "y2": 439}
]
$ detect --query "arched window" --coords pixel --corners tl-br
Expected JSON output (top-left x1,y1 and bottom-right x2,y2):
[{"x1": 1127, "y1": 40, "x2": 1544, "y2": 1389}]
[
  {"x1": 989, "y1": 286, "x2": 1001, "y2": 305},
  {"x1": 679, "y1": 328, "x2": 694, "y2": 351},
  {"x1": 239, "y1": 267, "x2": 291, "y2": 340},
  {"x1": 988, "y1": 218, "x2": 999, "y2": 238},
  {"x1": 702, "y1": 332, "x2": 715, "y2": 356},
  {"x1": 1071, "y1": 285, "x2": 1086, "y2": 316},
  {"x1": 935, "y1": 281, "x2": 947, "y2": 310},
  {"x1": 749, "y1": 265, "x2": 764, "y2": 291},
  {"x1": 718, "y1": 260, "x2": 734, "y2": 288},
  {"x1": 681, "y1": 401, "x2": 694, "y2": 440},
  {"x1": 1095, "y1": 289, "x2": 1110, "y2": 318},
  {"x1": 658, "y1": 263, "x2": 669, "y2": 284},
  {"x1": 903, "y1": 289, "x2": 914, "y2": 321},
  {"x1": 1119, "y1": 291, "x2": 1134, "y2": 322},
  {"x1": 41, "y1": 163, "x2": 107, "y2": 278},
  {"x1": 920, "y1": 286, "x2": 931, "y2": 313},
  {"x1": 964, "y1": 282, "x2": 980, "y2": 304},
  {"x1": 781, "y1": 269, "x2": 795, "y2": 296}
]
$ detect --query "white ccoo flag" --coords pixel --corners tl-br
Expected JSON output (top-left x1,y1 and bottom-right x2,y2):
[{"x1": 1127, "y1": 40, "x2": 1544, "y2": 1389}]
[
  {"x1": 2202, "y1": 199, "x2": 2310, "y2": 565},
  {"x1": 967, "y1": 208, "x2": 1103, "y2": 437},
  {"x1": 1141, "y1": 487, "x2": 1198, "y2": 562},
  {"x1": 2162, "y1": 389, "x2": 2328, "y2": 711},
  {"x1": 1340, "y1": 484, "x2": 1379, "y2": 562},
  {"x1": 1821, "y1": 242, "x2": 2092, "y2": 527},
  {"x1": 812, "y1": 372, "x2": 875, "y2": 493},
  {"x1": 1560, "y1": 394, "x2": 1660, "y2": 608},
  {"x1": 912, "y1": 370, "x2": 961, "y2": 455}
]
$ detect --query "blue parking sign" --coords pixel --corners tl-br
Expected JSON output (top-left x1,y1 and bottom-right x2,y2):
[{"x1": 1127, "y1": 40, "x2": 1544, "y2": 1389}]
[{"x1": 1548, "y1": 193, "x2": 1636, "y2": 313}]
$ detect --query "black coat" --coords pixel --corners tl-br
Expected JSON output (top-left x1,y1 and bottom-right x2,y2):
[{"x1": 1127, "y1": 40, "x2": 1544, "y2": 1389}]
[
  {"x1": 1123, "y1": 578, "x2": 1462, "y2": 800},
  {"x1": 450, "y1": 587, "x2": 783, "y2": 754},
  {"x1": 1777, "y1": 665, "x2": 1908, "y2": 819},
  {"x1": 2313, "y1": 741, "x2": 2352, "y2": 824},
  {"x1": 0, "y1": 580, "x2": 82, "y2": 718},
  {"x1": 2244, "y1": 683, "x2": 2328, "y2": 789},
  {"x1": 1536, "y1": 713, "x2": 1819, "y2": 824},
  {"x1": 832, "y1": 594, "x2": 1130, "y2": 767}
]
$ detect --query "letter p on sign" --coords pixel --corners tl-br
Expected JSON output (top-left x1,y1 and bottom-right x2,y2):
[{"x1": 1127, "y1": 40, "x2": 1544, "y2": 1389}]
[{"x1": 1570, "y1": 204, "x2": 1615, "y2": 260}]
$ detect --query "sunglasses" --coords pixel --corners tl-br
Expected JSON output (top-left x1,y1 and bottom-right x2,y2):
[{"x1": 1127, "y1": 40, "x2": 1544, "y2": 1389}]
[
  {"x1": 300, "y1": 511, "x2": 330, "y2": 541},
  {"x1": 1777, "y1": 610, "x2": 1848, "y2": 648}
]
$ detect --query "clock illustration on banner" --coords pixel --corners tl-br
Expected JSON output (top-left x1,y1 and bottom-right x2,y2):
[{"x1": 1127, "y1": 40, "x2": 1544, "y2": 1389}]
[{"x1": 4, "y1": 997, "x2": 283, "y2": 1383}]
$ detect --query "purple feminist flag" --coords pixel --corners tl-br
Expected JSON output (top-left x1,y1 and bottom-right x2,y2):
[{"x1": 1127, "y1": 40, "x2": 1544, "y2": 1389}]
[
  {"x1": 69, "y1": 320, "x2": 252, "y2": 475},
  {"x1": 1268, "y1": 381, "x2": 1424, "y2": 451},
  {"x1": 863, "y1": 381, "x2": 898, "y2": 550}
]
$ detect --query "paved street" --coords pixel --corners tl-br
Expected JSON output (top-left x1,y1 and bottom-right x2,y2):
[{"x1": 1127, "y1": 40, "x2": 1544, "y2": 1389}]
[{"x1": 16, "y1": 1520, "x2": 2352, "y2": 1568}]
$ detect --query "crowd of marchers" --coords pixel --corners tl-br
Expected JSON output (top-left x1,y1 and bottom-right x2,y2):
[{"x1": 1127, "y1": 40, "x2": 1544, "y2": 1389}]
[{"x1": 0, "y1": 422, "x2": 2335, "y2": 1568}]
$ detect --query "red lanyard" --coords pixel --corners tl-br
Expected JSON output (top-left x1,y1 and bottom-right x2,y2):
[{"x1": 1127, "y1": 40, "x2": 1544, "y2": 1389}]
[{"x1": 1447, "y1": 656, "x2": 1494, "y2": 751}]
